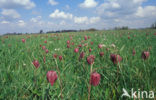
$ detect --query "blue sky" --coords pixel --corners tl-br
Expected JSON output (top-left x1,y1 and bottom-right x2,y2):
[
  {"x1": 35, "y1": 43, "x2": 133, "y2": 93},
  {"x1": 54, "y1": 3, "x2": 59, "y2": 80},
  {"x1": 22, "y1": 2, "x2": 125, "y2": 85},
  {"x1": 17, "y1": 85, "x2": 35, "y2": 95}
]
[{"x1": 0, "y1": 0, "x2": 156, "y2": 34}]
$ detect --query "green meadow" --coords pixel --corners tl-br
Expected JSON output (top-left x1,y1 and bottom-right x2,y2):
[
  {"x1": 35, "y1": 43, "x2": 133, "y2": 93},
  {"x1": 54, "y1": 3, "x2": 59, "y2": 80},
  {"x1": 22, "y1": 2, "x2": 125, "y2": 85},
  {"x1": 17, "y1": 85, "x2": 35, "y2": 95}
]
[{"x1": 0, "y1": 29, "x2": 156, "y2": 99}]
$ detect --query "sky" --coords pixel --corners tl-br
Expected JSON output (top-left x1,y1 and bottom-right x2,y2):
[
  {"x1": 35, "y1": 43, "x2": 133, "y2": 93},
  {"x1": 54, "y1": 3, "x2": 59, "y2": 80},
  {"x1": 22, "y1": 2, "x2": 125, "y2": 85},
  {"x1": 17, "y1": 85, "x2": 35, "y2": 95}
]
[{"x1": 0, "y1": 0, "x2": 156, "y2": 34}]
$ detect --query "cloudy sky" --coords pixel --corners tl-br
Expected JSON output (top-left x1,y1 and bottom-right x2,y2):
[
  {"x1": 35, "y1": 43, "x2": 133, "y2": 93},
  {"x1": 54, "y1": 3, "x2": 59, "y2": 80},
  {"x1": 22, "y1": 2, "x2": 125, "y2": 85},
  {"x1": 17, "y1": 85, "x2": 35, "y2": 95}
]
[{"x1": 0, "y1": 0, "x2": 156, "y2": 34}]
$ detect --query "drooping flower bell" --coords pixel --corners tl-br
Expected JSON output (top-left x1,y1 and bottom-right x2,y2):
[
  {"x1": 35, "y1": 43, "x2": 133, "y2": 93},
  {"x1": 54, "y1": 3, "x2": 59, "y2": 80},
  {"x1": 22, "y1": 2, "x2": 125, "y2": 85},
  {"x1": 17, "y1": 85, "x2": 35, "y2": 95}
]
[
  {"x1": 33, "y1": 60, "x2": 40, "y2": 68},
  {"x1": 84, "y1": 35, "x2": 87, "y2": 40},
  {"x1": 44, "y1": 40, "x2": 47, "y2": 43},
  {"x1": 42, "y1": 46, "x2": 46, "y2": 50},
  {"x1": 67, "y1": 44, "x2": 70, "y2": 48},
  {"x1": 59, "y1": 56, "x2": 63, "y2": 61},
  {"x1": 67, "y1": 40, "x2": 70, "y2": 44},
  {"x1": 89, "y1": 48, "x2": 92, "y2": 52},
  {"x1": 84, "y1": 43, "x2": 87, "y2": 47},
  {"x1": 132, "y1": 49, "x2": 136, "y2": 56},
  {"x1": 98, "y1": 44, "x2": 102, "y2": 48},
  {"x1": 22, "y1": 38, "x2": 25, "y2": 43},
  {"x1": 78, "y1": 44, "x2": 82, "y2": 48},
  {"x1": 99, "y1": 52, "x2": 104, "y2": 57},
  {"x1": 110, "y1": 54, "x2": 122, "y2": 64},
  {"x1": 45, "y1": 49, "x2": 49, "y2": 53},
  {"x1": 90, "y1": 72, "x2": 101, "y2": 86},
  {"x1": 47, "y1": 71, "x2": 57, "y2": 86},
  {"x1": 87, "y1": 55, "x2": 95, "y2": 65},
  {"x1": 90, "y1": 42, "x2": 94, "y2": 45},
  {"x1": 141, "y1": 51, "x2": 150, "y2": 60},
  {"x1": 79, "y1": 52, "x2": 85, "y2": 59},
  {"x1": 74, "y1": 48, "x2": 79, "y2": 53},
  {"x1": 72, "y1": 42, "x2": 74, "y2": 45},
  {"x1": 53, "y1": 54, "x2": 57, "y2": 59}
]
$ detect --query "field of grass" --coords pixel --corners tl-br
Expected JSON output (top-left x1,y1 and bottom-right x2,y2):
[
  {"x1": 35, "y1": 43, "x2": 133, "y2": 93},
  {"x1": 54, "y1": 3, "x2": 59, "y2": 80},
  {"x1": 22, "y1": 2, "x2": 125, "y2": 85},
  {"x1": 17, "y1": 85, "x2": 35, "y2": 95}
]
[{"x1": 0, "y1": 29, "x2": 156, "y2": 99}]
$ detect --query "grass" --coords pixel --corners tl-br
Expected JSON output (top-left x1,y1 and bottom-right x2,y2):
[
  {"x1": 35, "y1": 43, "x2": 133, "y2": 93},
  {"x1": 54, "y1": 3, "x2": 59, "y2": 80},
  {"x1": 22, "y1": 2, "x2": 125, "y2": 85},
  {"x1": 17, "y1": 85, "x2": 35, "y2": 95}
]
[{"x1": 0, "y1": 29, "x2": 156, "y2": 99}]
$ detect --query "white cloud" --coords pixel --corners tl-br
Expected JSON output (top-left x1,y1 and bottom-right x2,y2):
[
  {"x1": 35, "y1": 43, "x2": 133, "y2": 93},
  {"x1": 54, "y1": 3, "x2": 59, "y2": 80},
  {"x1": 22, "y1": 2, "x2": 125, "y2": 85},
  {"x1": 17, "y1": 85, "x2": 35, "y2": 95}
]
[
  {"x1": 89, "y1": 17, "x2": 100, "y2": 24},
  {"x1": 18, "y1": 20, "x2": 26, "y2": 27},
  {"x1": 1, "y1": 20, "x2": 10, "y2": 24},
  {"x1": 1, "y1": 9, "x2": 20, "y2": 19},
  {"x1": 133, "y1": 0, "x2": 146, "y2": 4},
  {"x1": 74, "y1": 16, "x2": 100, "y2": 24},
  {"x1": 74, "y1": 16, "x2": 88, "y2": 24},
  {"x1": 0, "y1": 0, "x2": 35, "y2": 9},
  {"x1": 49, "y1": 9, "x2": 100, "y2": 25},
  {"x1": 79, "y1": 0, "x2": 98, "y2": 8},
  {"x1": 93, "y1": 0, "x2": 156, "y2": 29},
  {"x1": 30, "y1": 16, "x2": 42, "y2": 23},
  {"x1": 49, "y1": 9, "x2": 73, "y2": 19},
  {"x1": 114, "y1": 19, "x2": 120, "y2": 22},
  {"x1": 60, "y1": 20, "x2": 66, "y2": 25},
  {"x1": 111, "y1": 2, "x2": 120, "y2": 8},
  {"x1": 49, "y1": 0, "x2": 58, "y2": 6},
  {"x1": 96, "y1": 0, "x2": 146, "y2": 17},
  {"x1": 38, "y1": 21, "x2": 44, "y2": 26},
  {"x1": 30, "y1": 16, "x2": 46, "y2": 28},
  {"x1": 135, "y1": 6, "x2": 156, "y2": 18},
  {"x1": 97, "y1": 2, "x2": 120, "y2": 16},
  {"x1": 30, "y1": 18, "x2": 37, "y2": 23}
]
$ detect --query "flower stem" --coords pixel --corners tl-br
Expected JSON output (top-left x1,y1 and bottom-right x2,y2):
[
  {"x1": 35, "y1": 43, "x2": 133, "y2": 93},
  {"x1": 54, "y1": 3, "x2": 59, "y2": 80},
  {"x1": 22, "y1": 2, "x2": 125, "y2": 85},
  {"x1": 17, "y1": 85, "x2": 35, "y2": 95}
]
[
  {"x1": 88, "y1": 64, "x2": 93, "y2": 100},
  {"x1": 54, "y1": 59, "x2": 63, "y2": 99}
]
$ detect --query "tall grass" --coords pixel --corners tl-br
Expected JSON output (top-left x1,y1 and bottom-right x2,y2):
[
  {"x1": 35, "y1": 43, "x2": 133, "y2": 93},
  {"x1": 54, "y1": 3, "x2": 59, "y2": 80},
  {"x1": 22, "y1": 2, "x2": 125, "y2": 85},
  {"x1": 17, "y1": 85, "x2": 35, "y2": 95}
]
[{"x1": 0, "y1": 29, "x2": 156, "y2": 99}]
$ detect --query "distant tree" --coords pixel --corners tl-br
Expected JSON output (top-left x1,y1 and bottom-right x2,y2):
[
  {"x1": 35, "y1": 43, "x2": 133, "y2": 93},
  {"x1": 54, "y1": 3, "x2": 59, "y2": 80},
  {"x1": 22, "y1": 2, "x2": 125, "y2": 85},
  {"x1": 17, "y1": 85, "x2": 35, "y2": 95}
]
[
  {"x1": 151, "y1": 21, "x2": 156, "y2": 29},
  {"x1": 114, "y1": 26, "x2": 128, "y2": 30},
  {"x1": 114, "y1": 27, "x2": 119, "y2": 30},
  {"x1": 46, "y1": 30, "x2": 77, "y2": 33},
  {"x1": 87, "y1": 28, "x2": 98, "y2": 31},
  {"x1": 122, "y1": 26, "x2": 128, "y2": 30},
  {"x1": 40, "y1": 30, "x2": 43, "y2": 34}
]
